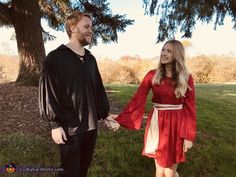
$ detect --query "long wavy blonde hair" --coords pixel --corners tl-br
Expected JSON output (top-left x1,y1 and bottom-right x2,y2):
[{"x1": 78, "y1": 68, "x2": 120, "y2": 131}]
[{"x1": 152, "y1": 40, "x2": 190, "y2": 98}]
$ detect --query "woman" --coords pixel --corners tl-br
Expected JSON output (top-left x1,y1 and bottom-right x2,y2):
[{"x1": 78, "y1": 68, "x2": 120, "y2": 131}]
[{"x1": 113, "y1": 40, "x2": 196, "y2": 177}]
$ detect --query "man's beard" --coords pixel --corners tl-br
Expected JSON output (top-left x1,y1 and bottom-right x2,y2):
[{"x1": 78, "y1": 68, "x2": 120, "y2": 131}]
[{"x1": 78, "y1": 35, "x2": 91, "y2": 46}]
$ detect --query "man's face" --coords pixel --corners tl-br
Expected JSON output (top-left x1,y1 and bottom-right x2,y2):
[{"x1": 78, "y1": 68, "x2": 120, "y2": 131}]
[{"x1": 71, "y1": 16, "x2": 93, "y2": 46}]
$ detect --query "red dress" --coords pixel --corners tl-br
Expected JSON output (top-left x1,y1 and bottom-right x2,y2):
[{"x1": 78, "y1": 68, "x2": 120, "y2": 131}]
[{"x1": 116, "y1": 70, "x2": 196, "y2": 167}]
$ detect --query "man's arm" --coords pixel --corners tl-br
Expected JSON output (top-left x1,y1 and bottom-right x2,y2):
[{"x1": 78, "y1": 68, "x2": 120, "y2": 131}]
[{"x1": 39, "y1": 56, "x2": 67, "y2": 144}]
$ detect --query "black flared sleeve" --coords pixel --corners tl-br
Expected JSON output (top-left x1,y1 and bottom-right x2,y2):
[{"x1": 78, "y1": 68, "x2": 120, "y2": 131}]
[
  {"x1": 39, "y1": 55, "x2": 62, "y2": 129},
  {"x1": 95, "y1": 63, "x2": 110, "y2": 120}
]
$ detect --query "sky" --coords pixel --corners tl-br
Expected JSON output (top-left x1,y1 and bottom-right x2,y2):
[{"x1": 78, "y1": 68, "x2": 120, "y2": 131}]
[{"x1": 0, "y1": 0, "x2": 236, "y2": 59}]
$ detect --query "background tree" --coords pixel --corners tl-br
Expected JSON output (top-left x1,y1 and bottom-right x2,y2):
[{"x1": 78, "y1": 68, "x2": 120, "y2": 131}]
[
  {"x1": 143, "y1": 0, "x2": 236, "y2": 42},
  {"x1": 0, "y1": 0, "x2": 133, "y2": 85}
]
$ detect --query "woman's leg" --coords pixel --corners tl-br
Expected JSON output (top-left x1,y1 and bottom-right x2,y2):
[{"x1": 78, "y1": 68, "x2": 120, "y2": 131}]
[
  {"x1": 154, "y1": 159, "x2": 165, "y2": 177},
  {"x1": 164, "y1": 164, "x2": 178, "y2": 177}
]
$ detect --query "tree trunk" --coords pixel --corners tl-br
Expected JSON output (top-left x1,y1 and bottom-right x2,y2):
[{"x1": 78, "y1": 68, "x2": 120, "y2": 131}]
[{"x1": 12, "y1": 0, "x2": 45, "y2": 86}]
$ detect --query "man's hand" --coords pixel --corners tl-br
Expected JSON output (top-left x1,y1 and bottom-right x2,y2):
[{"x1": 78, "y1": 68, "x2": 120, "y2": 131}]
[
  {"x1": 104, "y1": 114, "x2": 120, "y2": 131},
  {"x1": 51, "y1": 127, "x2": 67, "y2": 144},
  {"x1": 183, "y1": 139, "x2": 193, "y2": 152}
]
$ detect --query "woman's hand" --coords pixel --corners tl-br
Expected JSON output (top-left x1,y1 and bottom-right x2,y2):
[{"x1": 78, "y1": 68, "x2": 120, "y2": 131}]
[
  {"x1": 183, "y1": 139, "x2": 193, "y2": 152},
  {"x1": 104, "y1": 114, "x2": 120, "y2": 131}
]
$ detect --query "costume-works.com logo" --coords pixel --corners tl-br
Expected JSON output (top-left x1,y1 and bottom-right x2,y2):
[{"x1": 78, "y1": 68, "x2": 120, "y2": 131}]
[{"x1": 5, "y1": 162, "x2": 16, "y2": 174}]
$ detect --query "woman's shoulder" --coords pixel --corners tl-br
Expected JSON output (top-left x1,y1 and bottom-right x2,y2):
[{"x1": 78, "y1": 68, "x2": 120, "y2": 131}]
[
  {"x1": 143, "y1": 69, "x2": 156, "y2": 81},
  {"x1": 188, "y1": 73, "x2": 193, "y2": 80},
  {"x1": 187, "y1": 73, "x2": 194, "y2": 86},
  {"x1": 146, "y1": 69, "x2": 156, "y2": 76}
]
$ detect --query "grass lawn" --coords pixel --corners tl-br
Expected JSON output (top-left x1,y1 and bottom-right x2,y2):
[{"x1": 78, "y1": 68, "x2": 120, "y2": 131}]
[{"x1": 0, "y1": 84, "x2": 235, "y2": 177}]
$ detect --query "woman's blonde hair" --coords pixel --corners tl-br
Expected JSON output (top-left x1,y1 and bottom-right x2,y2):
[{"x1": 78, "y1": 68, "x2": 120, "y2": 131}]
[{"x1": 152, "y1": 39, "x2": 190, "y2": 98}]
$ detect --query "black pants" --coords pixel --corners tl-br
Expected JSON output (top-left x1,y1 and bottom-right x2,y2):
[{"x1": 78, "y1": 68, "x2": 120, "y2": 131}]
[{"x1": 58, "y1": 129, "x2": 97, "y2": 177}]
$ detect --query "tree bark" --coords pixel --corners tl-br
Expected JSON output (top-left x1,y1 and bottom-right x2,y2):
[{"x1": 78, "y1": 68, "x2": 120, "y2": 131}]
[{"x1": 12, "y1": 0, "x2": 45, "y2": 86}]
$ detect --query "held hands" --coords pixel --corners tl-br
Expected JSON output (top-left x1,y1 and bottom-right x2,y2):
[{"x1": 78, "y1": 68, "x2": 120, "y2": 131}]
[
  {"x1": 103, "y1": 114, "x2": 120, "y2": 132},
  {"x1": 51, "y1": 127, "x2": 67, "y2": 144},
  {"x1": 183, "y1": 139, "x2": 193, "y2": 152}
]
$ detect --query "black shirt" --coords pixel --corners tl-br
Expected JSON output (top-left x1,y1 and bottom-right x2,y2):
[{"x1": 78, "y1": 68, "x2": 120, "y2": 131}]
[{"x1": 39, "y1": 45, "x2": 110, "y2": 135}]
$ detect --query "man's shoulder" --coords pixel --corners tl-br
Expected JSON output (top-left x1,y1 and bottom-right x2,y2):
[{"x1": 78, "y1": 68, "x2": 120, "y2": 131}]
[
  {"x1": 85, "y1": 48, "x2": 98, "y2": 64},
  {"x1": 46, "y1": 45, "x2": 69, "y2": 61},
  {"x1": 85, "y1": 48, "x2": 95, "y2": 58}
]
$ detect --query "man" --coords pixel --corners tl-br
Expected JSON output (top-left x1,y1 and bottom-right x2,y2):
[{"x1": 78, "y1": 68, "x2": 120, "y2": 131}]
[{"x1": 39, "y1": 11, "x2": 112, "y2": 177}]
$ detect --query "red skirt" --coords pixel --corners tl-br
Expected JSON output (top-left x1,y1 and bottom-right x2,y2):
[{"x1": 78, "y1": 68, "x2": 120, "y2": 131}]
[{"x1": 142, "y1": 108, "x2": 186, "y2": 167}]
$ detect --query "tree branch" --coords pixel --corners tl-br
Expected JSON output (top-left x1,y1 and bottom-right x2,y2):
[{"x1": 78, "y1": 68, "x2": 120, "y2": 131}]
[{"x1": 0, "y1": 2, "x2": 12, "y2": 26}]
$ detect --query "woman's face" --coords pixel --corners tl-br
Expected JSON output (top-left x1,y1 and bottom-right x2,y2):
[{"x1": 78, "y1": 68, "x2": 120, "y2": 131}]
[{"x1": 160, "y1": 43, "x2": 174, "y2": 64}]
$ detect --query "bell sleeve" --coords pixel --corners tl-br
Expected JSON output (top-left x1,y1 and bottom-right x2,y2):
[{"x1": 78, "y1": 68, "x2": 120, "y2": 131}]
[
  {"x1": 95, "y1": 62, "x2": 110, "y2": 120},
  {"x1": 116, "y1": 70, "x2": 153, "y2": 130},
  {"x1": 39, "y1": 56, "x2": 62, "y2": 130},
  {"x1": 180, "y1": 75, "x2": 197, "y2": 141}
]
